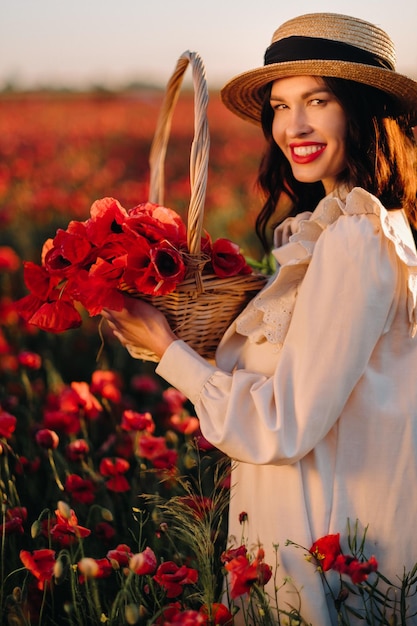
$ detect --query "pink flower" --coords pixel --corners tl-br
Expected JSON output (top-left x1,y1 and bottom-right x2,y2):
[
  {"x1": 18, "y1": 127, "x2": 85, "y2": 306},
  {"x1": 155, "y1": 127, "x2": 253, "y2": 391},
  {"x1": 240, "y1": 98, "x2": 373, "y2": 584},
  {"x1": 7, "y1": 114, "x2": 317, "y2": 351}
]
[
  {"x1": 129, "y1": 547, "x2": 158, "y2": 575},
  {"x1": 0, "y1": 410, "x2": 17, "y2": 439}
]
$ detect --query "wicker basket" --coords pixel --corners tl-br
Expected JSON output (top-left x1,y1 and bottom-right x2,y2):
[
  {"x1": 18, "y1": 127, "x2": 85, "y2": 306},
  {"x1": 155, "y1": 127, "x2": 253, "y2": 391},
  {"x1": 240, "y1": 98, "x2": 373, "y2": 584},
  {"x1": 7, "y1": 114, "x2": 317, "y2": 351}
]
[{"x1": 128, "y1": 50, "x2": 267, "y2": 362}]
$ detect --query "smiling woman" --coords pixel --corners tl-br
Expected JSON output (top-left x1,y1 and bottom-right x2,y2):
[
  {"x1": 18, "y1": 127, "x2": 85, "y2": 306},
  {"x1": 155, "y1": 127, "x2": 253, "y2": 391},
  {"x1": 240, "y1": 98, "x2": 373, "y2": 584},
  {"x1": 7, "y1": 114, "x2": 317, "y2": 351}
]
[
  {"x1": 269, "y1": 76, "x2": 348, "y2": 193},
  {"x1": 103, "y1": 12, "x2": 417, "y2": 625}
]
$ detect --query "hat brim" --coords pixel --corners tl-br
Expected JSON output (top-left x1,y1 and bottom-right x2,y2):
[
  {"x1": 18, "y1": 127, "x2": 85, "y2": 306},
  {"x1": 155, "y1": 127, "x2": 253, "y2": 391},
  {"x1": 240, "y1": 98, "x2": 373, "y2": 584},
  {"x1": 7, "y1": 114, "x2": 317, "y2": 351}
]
[{"x1": 221, "y1": 60, "x2": 417, "y2": 125}]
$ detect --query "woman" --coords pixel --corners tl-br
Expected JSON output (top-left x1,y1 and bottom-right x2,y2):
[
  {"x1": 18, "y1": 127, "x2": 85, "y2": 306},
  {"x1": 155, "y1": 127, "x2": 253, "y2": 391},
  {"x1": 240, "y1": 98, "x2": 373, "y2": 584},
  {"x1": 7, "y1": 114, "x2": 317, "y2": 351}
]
[{"x1": 103, "y1": 13, "x2": 417, "y2": 625}]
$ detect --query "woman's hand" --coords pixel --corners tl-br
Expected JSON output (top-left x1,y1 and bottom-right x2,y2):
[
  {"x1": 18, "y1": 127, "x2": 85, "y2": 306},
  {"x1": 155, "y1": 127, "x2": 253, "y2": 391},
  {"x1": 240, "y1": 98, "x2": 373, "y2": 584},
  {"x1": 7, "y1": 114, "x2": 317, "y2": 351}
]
[
  {"x1": 274, "y1": 211, "x2": 312, "y2": 247},
  {"x1": 102, "y1": 295, "x2": 178, "y2": 360}
]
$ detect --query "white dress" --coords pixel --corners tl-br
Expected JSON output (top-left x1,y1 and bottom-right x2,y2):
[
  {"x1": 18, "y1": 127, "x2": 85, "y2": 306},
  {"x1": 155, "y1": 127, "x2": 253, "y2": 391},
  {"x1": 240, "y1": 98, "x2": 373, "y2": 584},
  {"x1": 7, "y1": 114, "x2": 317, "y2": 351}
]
[{"x1": 155, "y1": 187, "x2": 417, "y2": 625}]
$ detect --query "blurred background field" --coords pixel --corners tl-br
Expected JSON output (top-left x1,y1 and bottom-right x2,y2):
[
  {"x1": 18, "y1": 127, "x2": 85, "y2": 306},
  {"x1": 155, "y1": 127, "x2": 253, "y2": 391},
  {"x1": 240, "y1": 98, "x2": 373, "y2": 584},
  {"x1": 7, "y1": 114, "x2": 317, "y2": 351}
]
[{"x1": 0, "y1": 89, "x2": 265, "y2": 265}]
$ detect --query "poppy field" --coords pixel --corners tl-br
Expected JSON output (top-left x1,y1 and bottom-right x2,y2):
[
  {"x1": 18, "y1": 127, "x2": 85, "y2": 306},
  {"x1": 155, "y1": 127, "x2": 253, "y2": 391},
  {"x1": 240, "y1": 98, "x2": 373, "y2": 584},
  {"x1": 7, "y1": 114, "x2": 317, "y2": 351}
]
[
  {"x1": 2, "y1": 91, "x2": 417, "y2": 625},
  {"x1": 0, "y1": 89, "x2": 273, "y2": 625}
]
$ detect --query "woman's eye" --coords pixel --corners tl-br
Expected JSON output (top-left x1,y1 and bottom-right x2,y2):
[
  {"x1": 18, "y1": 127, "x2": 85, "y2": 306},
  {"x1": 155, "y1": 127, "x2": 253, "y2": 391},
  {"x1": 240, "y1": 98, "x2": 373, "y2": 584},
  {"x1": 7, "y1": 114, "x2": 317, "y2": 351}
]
[
  {"x1": 271, "y1": 102, "x2": 286, "y2": 111},
  {"x1": 310, "y1": 97, "x2": 327, "y2": 106}
]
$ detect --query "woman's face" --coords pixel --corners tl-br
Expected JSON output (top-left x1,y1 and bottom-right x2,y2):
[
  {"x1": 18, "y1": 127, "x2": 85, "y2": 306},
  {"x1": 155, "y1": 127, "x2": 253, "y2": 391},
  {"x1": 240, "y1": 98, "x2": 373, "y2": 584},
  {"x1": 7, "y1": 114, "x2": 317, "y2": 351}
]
[{"x1": 270, "y1": 75, "x2": 348, "y2": 194}]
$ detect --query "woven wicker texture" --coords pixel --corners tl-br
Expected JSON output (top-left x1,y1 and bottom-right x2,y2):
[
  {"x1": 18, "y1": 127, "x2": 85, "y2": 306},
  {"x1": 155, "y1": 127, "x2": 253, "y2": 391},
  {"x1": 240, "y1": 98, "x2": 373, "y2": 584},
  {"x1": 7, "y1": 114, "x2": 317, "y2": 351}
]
[{"x1": 129, "y1": 51, "x2": 267, "y2": 362}]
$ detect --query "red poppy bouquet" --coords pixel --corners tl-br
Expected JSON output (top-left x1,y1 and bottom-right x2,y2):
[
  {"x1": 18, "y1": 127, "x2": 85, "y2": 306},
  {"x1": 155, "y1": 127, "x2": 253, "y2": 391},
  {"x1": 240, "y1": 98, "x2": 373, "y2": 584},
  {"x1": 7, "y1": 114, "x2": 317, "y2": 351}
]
[{"x1": 16, "y1": 197, "x2": 253, "y2": 333}]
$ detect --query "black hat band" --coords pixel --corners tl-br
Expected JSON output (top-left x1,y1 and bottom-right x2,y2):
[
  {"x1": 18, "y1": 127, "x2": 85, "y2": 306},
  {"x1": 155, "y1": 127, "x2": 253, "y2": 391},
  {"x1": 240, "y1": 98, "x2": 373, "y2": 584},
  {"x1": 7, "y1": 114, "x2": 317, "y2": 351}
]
[{"x1": 264, "y1": 36, "x2": 394, "y2": 71}]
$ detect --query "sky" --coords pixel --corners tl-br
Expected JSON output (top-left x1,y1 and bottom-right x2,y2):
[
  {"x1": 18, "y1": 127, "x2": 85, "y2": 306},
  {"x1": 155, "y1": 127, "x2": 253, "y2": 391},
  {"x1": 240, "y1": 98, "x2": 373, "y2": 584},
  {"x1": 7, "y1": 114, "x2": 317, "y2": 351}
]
[{"x1": 2, "y1": 0, "x2": 417, "y2": 91}]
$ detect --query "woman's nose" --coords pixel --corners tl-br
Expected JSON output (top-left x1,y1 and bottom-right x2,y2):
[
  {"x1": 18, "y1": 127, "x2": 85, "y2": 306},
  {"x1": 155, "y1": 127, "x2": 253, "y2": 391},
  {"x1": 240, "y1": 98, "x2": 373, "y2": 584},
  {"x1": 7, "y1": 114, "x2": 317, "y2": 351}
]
[{"x1": 286, "y1": 108, "x2": 312, "y2": 137}]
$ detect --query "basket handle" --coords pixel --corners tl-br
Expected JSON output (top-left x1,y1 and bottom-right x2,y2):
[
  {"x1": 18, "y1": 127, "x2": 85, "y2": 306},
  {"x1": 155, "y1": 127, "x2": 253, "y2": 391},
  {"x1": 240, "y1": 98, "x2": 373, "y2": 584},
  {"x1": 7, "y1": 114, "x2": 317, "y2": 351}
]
[{"x1": 148, "y1": 50, "x2": 210, "y2": 258}]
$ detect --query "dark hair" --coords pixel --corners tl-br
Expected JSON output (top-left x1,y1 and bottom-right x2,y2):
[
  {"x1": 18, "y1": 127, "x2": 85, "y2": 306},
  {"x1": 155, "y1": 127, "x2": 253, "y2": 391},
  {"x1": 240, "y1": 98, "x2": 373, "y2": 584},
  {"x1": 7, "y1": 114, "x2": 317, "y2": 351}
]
[{"x1": 256, "y1": 77, "x2": 417, "y2": 252}]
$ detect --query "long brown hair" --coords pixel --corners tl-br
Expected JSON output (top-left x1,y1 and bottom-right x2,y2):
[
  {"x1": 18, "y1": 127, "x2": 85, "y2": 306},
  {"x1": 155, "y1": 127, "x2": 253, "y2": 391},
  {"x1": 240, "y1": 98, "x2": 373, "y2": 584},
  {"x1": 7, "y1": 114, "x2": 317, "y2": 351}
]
[{"x1": 256, "y1": 77, "x2": 417, "y2": 252}]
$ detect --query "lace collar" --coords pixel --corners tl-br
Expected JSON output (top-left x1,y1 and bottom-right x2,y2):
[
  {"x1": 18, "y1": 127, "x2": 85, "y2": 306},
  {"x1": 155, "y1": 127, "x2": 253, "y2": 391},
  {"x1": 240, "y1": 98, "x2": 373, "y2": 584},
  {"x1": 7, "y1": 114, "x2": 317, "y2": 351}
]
[{"x1": 219, "y1": 187, "x2": 417, "y2": 354}]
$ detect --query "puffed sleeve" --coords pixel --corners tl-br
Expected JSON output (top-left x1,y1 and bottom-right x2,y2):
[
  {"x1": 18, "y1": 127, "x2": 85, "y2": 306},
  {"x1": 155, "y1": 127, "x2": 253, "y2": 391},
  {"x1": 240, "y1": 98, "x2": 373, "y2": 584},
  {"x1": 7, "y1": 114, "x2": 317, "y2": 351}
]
[{"x1": 156, "y1": 213, "x2": 399, "y2": 464}]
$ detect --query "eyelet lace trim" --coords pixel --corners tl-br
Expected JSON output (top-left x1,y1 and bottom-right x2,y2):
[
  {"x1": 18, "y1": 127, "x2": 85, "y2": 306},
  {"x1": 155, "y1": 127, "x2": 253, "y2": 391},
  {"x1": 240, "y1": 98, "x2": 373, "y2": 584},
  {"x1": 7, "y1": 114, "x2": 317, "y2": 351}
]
[{"x1": 233, "y1": 188, "x2": 417, "y2": 347}]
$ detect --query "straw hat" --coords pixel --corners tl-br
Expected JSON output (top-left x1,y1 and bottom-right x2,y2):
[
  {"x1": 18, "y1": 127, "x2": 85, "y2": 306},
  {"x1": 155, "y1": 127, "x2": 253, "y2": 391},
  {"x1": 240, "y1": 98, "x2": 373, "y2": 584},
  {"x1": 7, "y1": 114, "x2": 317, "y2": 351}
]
[{"x1": 221, "y1": 13, "x2": 417, "y2": 125}]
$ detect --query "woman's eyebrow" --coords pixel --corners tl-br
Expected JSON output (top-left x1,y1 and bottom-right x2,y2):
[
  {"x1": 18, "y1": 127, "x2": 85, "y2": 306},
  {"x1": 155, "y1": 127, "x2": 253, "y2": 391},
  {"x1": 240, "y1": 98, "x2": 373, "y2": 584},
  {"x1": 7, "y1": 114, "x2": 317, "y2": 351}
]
[{"x1": 270, "y1": 87, "x2": 332, "y2": 102}]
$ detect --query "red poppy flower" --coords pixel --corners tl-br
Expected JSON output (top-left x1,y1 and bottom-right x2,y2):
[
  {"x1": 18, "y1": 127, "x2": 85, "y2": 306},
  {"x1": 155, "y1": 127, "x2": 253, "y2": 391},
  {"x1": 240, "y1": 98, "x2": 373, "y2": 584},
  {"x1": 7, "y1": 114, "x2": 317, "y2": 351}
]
[
  {"x1": 70, "y1": 381, "x2": 102, "y2": 419},
  {"x1": 21, "y1": 261, "x2": 60, "y2": 299},
  {"x1": 333, "y1": 554, "x2": 378, "y2": 584},
  {"x1": 136, "y1": 435, "x2": 169, "y2": 460},
  {"x1": 210, "y1": 238, "x2": 252, "y2": 278},
  {"x1": 66, "y1": 438, "x2": 90, "y2": 461},
  {"x1": 90, "y1": 370, "x2": 123, "y2": 403},
  {"x1": 17, "y1": 350, "x2": 42, "y2": 369},
  {"x1": 70, "y1": 267, "x2": 125, "y2": 316},
  {"x1": 28, "y1": 299, "x2": 82, "y2": 333},
  {"x1": 168, "y1": 413, "x2": 199, "y2": 435},
  {"x1": 99, "y1": 457, "x2": 130, "y2": 492},
  {"x1": 65, "y1": 474, "x2": 95, "y2": 505},
  {"x1": 221, "y1": 544, "x2": 248, "y2": 564},
  {"x1": 150, "y1": 448, "x2": 178, "y2": 470},
  {"x1": 162, "y1": 609, "x2": 207, "y2": 625},
  {"x1": 149, "y1": 241, "x2": 187, "y2": 288},
  {"x1": 35, "y1": 428, "x2": 59, "y2": 450},
  {"x1": 199, "y1": 603, "x2": 234, "y2": 625},
  {"x1": 123, "y1": 240, "x2": 185, "y2": 296},
  {"x1": 0, "y1": 410, "x2": 17, "y2": 439},
  {"x1": 123, "y1": 202, "x2": 187, "y2": 247},
  {"x1": 107, "y1": 544, "x2": 133, "y2": 568},
  {"x1": 43, "y1": 227, "x2": 93, "y2": 275},
  {"x1": 86, "y1": 197, "x2": 128, "y2": 246},
  {"x1": 224, "y1": 550, "x2": 272, "y2": 599},
  {"x1": 0, "y1": 515, "x2": 25, "y2": 536},
  {"x1": 153, "y1": 561, "x2": 198, "y2": 598},
  {"x1": 49, "y1": 504, "x2": 91, "y2": 546},
  {"x1": 20, "y1": 549, "x2": 56, "y2": 590},
  {"x1": 121, "y1": 410, "x2": 155, "y2": 433},
  {"x1": 0, "y1": 246, "x2": 20, "y2": 271},
  {"x1": 309, "y1": 533, "x2": 342, "y2": 572},
  {"x1": 153, "y1": 603, "x2": 182, "y2": 626},
  {"x1": 129, "y1": 546, "x2": 157, "y2": 575}
]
